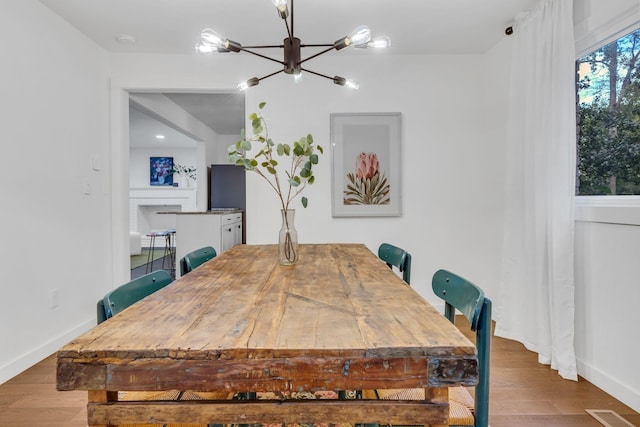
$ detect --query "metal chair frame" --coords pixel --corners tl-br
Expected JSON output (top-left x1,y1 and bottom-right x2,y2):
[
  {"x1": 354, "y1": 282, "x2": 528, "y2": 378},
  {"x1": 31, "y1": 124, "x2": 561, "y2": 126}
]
[
  {"x1": 432, "y1": 269, "x2": 492, "y2": 427},
  {"x1": 378, "y1": 243, "x2": 411, "y2": 284},
  {"x1": 100, "y1": 270, "x2": 173, "y2": 321},
  {"x1": 180, "y1": 246, "x2": 217, "y2": 276}
]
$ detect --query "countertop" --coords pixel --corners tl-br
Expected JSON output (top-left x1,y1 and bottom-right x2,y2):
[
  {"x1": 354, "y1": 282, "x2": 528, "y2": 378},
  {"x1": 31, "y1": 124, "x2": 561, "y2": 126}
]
[{"x1": 158, "y1": 209, "x2": 243, "y2": 215}]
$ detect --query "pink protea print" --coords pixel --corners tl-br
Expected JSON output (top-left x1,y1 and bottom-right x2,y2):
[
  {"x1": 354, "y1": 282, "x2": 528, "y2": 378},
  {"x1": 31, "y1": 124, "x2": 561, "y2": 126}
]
[
  {"x1": 355, "y1": 152, "x2": 380, "y2": 180},
  {"x1": 344, "y1": 151, "x2": 390, "y2": 205}
]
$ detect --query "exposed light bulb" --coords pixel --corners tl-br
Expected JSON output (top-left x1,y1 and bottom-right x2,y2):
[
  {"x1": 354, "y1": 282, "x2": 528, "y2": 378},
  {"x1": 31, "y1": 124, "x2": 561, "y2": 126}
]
[
  {"x1": 346, "y1": 25, "x2": 371, "y2": 47},
  {"x1": 354, "y1": 36, "x2": 391, "y2": 49},
  {"x1": 272, "y1": 0, "x2": 289, "y2": 19},
  {"x1": 195, "y1": 42, "x2": 215, "y2": 54},
  {"x1": 237, "y1": 77, "x2": 260, "y2": 91},
  {"x1": 370, "y1": 36, "x2": 391, "y2": 48},
  {"x1": 332, "y1": 76, "x2": 359, "y2": 89},
  {"x1": 200, "y1": 29, "x2": 225, "y2": 48},
  {"x1": 344, "y1": 79, "x2": 360, "y2": 90},
  {"x1": 272, "y1": 0, "x2": 288, "y2": 11},
  {"x1": 293, "y1": 72, "x2": 303, "y2": 83},
  {"x1": 155, "y1": 135, "x2": 165, "y2": 140}
]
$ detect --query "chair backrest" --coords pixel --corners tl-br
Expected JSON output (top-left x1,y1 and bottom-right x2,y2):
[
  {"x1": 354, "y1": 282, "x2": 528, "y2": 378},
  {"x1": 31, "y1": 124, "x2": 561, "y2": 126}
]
[
  {"x1": 432, "y1": 269, "x2": 492, "y2": 427},
  {"x1": 180, "y1": 246, "x2": 217, "y2": 276},
  {"x1": 97, "y1": 300, "x2": 107, "y2": 324},
  {"x1": 101, "y1": 270, "x2": 173, "y2": 322},
  {"x1": 378, "y1": 243, "x2": 411, "y2": 284}
]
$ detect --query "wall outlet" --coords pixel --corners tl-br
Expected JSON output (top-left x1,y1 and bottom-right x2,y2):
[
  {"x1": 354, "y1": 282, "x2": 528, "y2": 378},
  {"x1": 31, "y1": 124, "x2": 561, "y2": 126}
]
[{"x1": 49, "y1": 289, "x2": 59, "y2": 309}]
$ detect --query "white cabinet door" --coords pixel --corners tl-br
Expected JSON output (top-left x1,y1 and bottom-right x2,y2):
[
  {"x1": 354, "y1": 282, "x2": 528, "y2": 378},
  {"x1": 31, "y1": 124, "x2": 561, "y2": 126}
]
[
  {"x1": 221, "y1": 223, "x2": 235, "y2": 252},
  {"x1": 220, "y1": 213, "x2": 242, "y2": 250},
  {"x1": 233, "y1": 222, "x2": 243, "y2": 246}
]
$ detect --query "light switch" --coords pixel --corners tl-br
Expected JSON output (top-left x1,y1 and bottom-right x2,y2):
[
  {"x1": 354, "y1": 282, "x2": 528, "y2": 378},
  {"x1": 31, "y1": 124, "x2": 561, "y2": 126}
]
[{"x1": 91, "y1": 154, "x2": 102, "y2": 171}]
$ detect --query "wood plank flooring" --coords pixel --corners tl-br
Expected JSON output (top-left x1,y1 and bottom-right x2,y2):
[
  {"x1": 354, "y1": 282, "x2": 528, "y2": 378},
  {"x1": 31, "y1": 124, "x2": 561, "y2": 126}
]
[
  {"x1": 461, "y1": 319, "x2": 640, "y2": 427},
  {"x1": 1, "y1": 320, "x2": 638, "y2": 427}
]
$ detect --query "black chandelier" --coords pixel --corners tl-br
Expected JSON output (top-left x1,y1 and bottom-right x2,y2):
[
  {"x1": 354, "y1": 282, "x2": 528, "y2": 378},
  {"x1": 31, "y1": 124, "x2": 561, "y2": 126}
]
[{"x1": 196, "y1": 0, "x2": 390, "y2": 91}]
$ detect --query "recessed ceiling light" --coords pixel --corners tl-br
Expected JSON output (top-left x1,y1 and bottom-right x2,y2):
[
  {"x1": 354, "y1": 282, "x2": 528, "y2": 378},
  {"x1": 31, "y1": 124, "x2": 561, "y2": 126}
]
[
  {"x1": 155, "y1": 135, "x2": 165, "y2": 140},
  {"x1": 116, "y1": 34, "x2": 136, "y2": 44}
]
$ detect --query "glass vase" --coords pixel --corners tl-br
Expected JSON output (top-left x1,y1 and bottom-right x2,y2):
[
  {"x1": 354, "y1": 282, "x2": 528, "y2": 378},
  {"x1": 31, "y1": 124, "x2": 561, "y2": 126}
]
[{"x1": 279, "y1": 209, "x2": 298, "y2": 265}]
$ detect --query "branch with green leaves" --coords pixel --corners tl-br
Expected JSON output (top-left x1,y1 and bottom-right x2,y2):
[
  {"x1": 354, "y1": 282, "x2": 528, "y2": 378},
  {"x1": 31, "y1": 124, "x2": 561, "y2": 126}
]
[{"x1": 227, "y1": 102, "x2": 323, "y2": 212}]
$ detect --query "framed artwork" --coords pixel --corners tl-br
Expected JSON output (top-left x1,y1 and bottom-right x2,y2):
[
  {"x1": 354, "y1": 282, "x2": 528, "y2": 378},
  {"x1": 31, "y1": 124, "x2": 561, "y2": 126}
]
[
  {"x1": 330, "y1": 113, "x2": 402, "y2": 217},
  {"x1": 150, "y1": 156, "x2": 174, "y2": 186}
]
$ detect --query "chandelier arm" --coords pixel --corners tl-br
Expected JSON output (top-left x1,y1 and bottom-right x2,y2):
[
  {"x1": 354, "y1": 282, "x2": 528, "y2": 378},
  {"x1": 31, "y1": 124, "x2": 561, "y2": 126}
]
[
  {"x1": 284, "y1": 17, "x2": 292, "y2": 40},
  {"x1": 300, "y1": 68, "x2": 334, "y2": 81},
  {"x1": 291, "y1": 0, "x2": 294, "y2": 38},
  {"x1": 239, "y1": 48, "x2": 286, "y2": 65},
  {"x1": 298, "y1": 46, "x2": 335, "y2": 66},
  {"x1": 300, "y1": 44, "x2": 334, "y2": 47},
  {"x1": 242, "y1": 45, "x2": 285, "y2": 49},
  {"x1": 258, "y1": 69, "x2": 286, "y2": 82}
]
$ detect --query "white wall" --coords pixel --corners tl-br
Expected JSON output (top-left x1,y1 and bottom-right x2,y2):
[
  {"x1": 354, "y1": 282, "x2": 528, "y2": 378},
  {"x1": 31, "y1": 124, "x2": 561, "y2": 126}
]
[
  {"x1": 0, "y1": 0, "x2": 111, "y2": 383},
  {"x1": 575, "y1": 220, "x2": 640, "y2": 410},
  {"x1": 212, "y1": 134, "x2": 241, "y2": 165}
]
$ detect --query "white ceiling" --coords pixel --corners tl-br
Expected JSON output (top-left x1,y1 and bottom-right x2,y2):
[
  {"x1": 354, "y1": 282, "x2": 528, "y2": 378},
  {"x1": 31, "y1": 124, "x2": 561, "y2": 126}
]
[
  {"x1": 129, "y1": 93, "x2": 246, "y2": 149},
  {"x1": 38, "y1": 0, "x2": 538, "y2": 55},
  {"x1": 129, "y1": 105, "x2": 198, "y2": 149},
  {"x1": 39, "y1": 0, "x2": 540, "y2": 147},
  {"x1": 164, "y1": 93, "x2": 246, "y2": 135}
]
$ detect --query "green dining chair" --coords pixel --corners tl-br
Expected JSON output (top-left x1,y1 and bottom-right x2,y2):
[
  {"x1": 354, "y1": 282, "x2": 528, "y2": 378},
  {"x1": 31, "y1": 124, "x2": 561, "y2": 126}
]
[
  {"x1": 180, "y1": 246, "x2": 217, "y2": 276},
  {"x1": 378, "y1": 243, "x2": 411, "y2": 284},
  {"x1": 373, "y1": 269, "x2": 492, "y2": 427},
  {"x1": 101, "y1": 270, "x2": 173, "y2": 321},
  {"x1": 96, "y1": 300, "x2": 107, "y2": 324}
]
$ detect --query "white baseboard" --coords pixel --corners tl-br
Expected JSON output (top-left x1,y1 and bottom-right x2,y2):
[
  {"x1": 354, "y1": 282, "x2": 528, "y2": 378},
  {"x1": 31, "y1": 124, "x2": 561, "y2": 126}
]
[
  {"x1": 0, "y1": 317, "x2": 95, "y2": 384},
  {"x1": 577, "y1": 358, "x2": 640, "y2": 413}
]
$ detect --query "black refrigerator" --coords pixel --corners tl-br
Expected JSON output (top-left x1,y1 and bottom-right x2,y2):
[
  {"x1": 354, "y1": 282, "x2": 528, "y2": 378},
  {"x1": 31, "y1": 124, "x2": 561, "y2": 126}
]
[{"x1": 209, "y1": 164, "x2": 247, "y2": 243}]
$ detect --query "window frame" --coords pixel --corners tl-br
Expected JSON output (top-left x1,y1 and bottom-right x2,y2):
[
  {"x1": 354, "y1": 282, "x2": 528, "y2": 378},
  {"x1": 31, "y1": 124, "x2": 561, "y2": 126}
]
[{"x1": 574, "y1": 5, "x2": 640, "y2": 226}]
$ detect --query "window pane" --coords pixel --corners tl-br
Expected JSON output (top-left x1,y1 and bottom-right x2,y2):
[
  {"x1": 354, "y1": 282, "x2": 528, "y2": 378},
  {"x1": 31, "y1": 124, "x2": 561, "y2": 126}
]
[{"x1": 576, "y1": 27, "x2": 640, "y2": 195}]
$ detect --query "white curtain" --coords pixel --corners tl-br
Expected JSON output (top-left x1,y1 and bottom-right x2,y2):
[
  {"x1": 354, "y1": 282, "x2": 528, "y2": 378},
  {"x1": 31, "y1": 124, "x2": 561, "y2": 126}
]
[{"x1": 495, "y1": 0, "x2": 578, "y2": 381}]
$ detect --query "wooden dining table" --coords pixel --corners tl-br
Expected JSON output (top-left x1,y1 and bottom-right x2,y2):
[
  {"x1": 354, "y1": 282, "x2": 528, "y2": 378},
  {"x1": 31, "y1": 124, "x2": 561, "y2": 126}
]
[{"x1": 57, "y1": 243, "x2": 478, "y2": 427}]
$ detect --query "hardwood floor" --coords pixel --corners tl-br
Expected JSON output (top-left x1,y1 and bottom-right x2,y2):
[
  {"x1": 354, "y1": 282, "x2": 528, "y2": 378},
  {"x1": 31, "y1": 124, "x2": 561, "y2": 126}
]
[
  {"x1": 461, "y1": 319, "x2": 640, "y2": 427},
  {"x1": 1, "y1": 322, "x2": 638, "y2": 427}
]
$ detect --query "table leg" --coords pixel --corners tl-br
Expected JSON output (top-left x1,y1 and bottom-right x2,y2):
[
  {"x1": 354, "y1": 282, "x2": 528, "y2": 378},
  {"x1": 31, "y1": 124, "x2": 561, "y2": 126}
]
[
  {"x1": 88, "y1": 390, "x2": 118, "y2": 427},
  {"x1": 425, "y1": 387, "x2": 449, "y2": 427}
]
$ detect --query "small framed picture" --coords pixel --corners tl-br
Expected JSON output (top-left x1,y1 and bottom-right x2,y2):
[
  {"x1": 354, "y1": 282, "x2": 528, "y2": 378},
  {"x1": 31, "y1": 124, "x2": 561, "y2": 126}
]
[
  {"x1": 330, "y1": 113, "x2": 402, "y2": 217},
  {"x1": 150, "y1": 157, "x2": 174, "y2": 186}
]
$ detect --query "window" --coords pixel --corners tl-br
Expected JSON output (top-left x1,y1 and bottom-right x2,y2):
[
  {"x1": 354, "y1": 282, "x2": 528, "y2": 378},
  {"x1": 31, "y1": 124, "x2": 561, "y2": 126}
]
[{"x1": 576, "y1": 27, "x2": 640, "y2": 195}]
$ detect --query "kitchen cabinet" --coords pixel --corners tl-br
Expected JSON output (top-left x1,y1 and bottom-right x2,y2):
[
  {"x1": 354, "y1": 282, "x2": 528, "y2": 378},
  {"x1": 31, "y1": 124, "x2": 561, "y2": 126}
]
[{"x1": 220, "y1": 212, "x2": 242, "y2": 252}]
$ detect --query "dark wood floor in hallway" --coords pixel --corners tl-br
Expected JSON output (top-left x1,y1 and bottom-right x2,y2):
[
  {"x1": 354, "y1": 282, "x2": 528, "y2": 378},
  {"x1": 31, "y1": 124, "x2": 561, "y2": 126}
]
[{"x1": 0, "y1": 319, "x2": 638, "y2": 427}]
